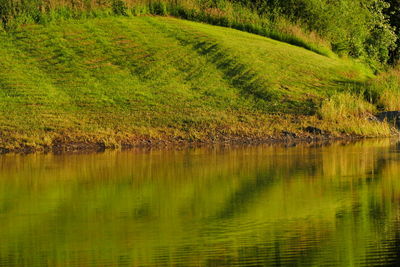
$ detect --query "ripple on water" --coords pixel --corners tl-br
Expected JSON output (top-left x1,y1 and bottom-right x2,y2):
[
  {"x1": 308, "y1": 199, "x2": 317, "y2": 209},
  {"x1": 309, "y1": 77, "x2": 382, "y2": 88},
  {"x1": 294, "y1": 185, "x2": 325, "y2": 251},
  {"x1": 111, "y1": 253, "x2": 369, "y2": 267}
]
[{"x1": 1, "y1": 140, "x2": 400, "y2": 266}]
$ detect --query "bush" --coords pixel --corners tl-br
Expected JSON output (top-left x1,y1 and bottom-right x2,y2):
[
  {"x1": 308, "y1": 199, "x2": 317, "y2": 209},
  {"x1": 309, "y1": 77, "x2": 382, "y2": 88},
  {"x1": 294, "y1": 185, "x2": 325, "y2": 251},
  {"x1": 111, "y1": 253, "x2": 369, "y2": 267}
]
[{"x1": 233, "y1": 0, "x2": 397, "y2": 65}]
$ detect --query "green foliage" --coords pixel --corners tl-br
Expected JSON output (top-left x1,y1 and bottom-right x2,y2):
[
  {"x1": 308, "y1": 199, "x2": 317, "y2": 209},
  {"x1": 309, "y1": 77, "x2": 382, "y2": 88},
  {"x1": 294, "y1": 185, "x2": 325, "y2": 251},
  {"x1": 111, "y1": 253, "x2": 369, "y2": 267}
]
[
  {"x1": 149, "y1": 1, "x2": 168, "y2": 16},
  {"x1": 384, "y1": 0, "x2": 400, "y2": 64},
  {"x1": 112, "y1": 0, "x2": 128, "y2": 16},
  {"x1": 0, "y1": 0, "x2": 42, "y2": 29},
  {"x1": 236, "y1": 0, "x2": 397, "y2": 66}
]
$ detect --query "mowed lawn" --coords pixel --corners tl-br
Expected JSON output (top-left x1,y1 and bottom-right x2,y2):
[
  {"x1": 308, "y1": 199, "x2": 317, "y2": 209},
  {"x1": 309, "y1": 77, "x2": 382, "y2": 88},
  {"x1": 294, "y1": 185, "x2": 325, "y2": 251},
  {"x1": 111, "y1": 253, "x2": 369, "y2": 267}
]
[{"x1": 0, "y1": 16, "x2": 376, "y2": 150}]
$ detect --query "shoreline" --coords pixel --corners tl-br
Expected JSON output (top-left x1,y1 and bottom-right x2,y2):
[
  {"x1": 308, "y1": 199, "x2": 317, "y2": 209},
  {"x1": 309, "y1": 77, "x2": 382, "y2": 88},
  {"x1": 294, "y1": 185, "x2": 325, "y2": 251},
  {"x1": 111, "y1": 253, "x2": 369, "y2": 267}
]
[{"x1": 0, "y1": 131, "x2": 395, "y2": 154}]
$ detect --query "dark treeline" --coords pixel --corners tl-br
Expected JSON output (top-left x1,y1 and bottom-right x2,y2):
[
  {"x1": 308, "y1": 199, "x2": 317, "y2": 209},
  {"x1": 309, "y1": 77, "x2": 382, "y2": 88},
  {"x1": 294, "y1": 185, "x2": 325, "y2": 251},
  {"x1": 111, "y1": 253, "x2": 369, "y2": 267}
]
[
  {"x1": 385, "y1": 0, "x2": 400, "y2": 63},
  {"x1": 2, "y1": 0, "x2": 400, "y2": 66}
]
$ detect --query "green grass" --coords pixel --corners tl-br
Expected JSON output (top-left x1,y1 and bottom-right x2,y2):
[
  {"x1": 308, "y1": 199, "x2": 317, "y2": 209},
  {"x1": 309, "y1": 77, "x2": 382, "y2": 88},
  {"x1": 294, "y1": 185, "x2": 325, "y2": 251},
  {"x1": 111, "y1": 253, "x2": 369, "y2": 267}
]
[
  {"x1": 0, "y1": 16, "x2": 392, "y2": 151},
  {"x1": 0, "y1": 0, "x2": 335, "y2": 58}
]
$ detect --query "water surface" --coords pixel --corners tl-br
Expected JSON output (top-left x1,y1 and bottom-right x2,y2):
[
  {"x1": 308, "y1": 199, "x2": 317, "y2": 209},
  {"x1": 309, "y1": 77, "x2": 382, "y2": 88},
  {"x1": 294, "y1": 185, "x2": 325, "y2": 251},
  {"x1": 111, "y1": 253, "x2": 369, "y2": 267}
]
[{"x1": 1, "y1": 140, "x2": 400, "y2": 266}]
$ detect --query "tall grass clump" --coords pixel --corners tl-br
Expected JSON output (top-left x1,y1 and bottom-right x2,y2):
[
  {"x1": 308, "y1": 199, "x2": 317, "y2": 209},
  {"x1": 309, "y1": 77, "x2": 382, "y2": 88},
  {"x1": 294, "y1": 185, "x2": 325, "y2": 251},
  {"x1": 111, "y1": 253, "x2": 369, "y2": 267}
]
[
  {"x1": 320, "y1": 92, "x2": 376, "y2": 122},
  {"x1": 319, "y1": 92, "x2": 390, "y2": 136},
  {"x1": 362, "y1": 69, "x2": 400, "y2": 111}
]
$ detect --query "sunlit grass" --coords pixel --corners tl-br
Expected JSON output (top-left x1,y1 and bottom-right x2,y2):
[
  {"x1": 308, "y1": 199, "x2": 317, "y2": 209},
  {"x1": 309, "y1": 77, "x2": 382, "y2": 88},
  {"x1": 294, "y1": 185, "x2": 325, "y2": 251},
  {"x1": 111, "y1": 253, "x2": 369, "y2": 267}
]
[
  {"x1": 0, "y1": 16, "x2": 392, "y2": 151},
  {"x1": 1, "y1": 0, "x2": 333, "y2": 57},
  {"x1": 363, "y1": 69, "x2": 400, "y2": 111}
]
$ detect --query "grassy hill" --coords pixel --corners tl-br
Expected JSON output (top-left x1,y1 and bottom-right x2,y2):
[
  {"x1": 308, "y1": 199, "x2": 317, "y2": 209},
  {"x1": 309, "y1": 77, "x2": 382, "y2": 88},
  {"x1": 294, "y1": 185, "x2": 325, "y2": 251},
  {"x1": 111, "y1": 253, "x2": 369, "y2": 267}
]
[{"x1": 0, "y1": 16, "x2": 393, "y2": 152}]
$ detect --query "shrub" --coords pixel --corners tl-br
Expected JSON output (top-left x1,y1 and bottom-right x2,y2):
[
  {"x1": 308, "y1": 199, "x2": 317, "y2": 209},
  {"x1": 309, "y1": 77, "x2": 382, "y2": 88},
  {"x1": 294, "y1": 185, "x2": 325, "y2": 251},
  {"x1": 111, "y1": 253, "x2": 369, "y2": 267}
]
[{"x1": 233, "y1": 0, "x2": 397, "y2": 65}]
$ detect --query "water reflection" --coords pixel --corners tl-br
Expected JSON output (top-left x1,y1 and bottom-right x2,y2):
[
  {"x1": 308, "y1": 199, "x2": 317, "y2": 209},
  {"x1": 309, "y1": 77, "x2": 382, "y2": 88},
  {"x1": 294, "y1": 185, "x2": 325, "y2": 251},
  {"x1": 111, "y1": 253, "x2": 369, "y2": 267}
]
[{"x1": 0, "y1": 140, "x2": 400, "y2": 266}]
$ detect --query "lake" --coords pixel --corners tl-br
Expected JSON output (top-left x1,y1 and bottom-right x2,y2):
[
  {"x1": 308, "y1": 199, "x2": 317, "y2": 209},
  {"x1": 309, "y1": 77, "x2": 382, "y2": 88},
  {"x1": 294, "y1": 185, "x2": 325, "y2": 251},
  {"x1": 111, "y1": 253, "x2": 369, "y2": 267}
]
[{"x1": 1, "y1": 140, "x2": 400, "y2": 266}]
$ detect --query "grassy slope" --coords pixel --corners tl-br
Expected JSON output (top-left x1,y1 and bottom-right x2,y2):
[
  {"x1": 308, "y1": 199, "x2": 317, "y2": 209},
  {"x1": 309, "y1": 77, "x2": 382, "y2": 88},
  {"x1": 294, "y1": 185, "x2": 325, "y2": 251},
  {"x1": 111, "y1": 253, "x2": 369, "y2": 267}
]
[{"x1": 0, "y1": 16, "x2": 388, "y2": 151}]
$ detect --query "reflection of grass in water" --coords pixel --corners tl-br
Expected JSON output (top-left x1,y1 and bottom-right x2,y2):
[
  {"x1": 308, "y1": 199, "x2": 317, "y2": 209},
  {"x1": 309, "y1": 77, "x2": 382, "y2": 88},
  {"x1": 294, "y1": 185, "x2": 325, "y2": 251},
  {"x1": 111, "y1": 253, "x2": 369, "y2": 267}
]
[{"x1": 0, "y1": 140, "x2": 400, "y2": 266}]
